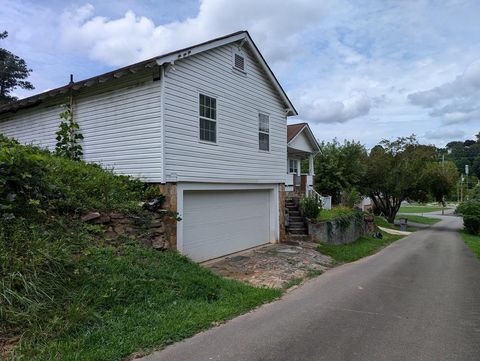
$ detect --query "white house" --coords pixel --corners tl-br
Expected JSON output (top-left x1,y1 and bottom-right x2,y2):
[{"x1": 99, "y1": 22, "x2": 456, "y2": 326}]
[{"x1": 0, "y1": 31, "x2": 311, "y2": 262}]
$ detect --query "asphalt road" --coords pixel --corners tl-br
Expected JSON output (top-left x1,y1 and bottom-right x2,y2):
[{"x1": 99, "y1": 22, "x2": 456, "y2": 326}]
[{"x1": 138, "y1": 214, "x2": 480, "y2": 361}]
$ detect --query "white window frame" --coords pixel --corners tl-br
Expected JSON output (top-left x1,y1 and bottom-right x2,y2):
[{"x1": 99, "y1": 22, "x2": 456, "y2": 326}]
[
  {"x1": 198, "y1": 93, "x2": 217, "y2": 144},
  {"x1": 288, "y1": 159, "x2": 299, "y2": 175},
  {"x1": 258, "y1": 113, "x2": 270, "y2": 152}
]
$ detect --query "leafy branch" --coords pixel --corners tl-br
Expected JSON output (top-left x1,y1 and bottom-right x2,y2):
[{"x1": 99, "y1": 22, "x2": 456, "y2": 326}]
[{"x1": 55, "y1": 103, "x2": 84, "y2": 161}]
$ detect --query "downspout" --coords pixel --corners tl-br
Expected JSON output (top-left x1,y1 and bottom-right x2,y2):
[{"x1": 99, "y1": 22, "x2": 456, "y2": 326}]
[{"x1": 160, "y1": 65, "x2": 166, "y2": 184}]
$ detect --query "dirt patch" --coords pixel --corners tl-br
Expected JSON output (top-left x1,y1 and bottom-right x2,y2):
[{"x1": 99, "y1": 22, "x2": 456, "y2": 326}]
[
  {"x1": 1, "y1": 336, "x2": 20, "y2": 359},
  {"x1": 205, "y1": 241, "x2": 333, "y2": 288}
]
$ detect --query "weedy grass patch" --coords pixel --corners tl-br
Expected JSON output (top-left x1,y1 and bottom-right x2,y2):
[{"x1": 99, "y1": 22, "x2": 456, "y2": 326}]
[{"x1": 0, "y1": 136, "x2": 280, "y2": 361}]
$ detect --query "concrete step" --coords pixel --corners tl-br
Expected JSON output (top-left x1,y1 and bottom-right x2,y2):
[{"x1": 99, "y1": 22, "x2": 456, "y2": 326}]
[
  {"x1": 288, "y1": 211, "x2": 301, "y2": 216},
  {"x1": 289, "y1": 221, "x2": 305, "y2": 227},
  {"x1": 289, "y1": 216, "x2": 304, "y2": 222},
  {"x1": 287, "y1": 234, "x2": 311, "y2": 242},
  {"x1": 288, "y1": 228, "x2": 308, "y2": 235}
]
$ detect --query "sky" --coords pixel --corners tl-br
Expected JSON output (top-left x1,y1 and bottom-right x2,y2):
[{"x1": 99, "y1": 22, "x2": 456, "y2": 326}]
[{"x1": 1, "y1": 0, "x2": 479, "y2": 148}]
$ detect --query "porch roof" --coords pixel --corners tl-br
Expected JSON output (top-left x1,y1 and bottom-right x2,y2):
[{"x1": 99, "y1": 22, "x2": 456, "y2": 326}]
[{"x1": 287, "y1": 123, "x2": 321, "y2": 155}]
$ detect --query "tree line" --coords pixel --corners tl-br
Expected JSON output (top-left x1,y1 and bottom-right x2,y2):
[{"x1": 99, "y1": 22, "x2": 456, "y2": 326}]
[{"x1": 311, "y1": 135, "x2": 463, "y2": 223}]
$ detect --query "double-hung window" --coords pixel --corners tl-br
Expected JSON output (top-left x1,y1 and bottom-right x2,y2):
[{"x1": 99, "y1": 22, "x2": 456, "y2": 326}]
[
  {"x1": 258, "y1": 113, "x2": 269, "y2": 151},
  {"x1": 199, "y1": 94, "x2": 216, "y2": 143},
  {"x1": 289, "y1": 159, "x2": 298, "y2": 174}
]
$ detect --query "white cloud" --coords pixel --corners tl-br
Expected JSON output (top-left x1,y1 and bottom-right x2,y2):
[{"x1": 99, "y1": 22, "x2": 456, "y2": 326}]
[
  {"x1": 424, "y1": 128, "x2": 465, "y2": 140},
  {"x1": 59, "y1": 0, "x2": 326, "y2": 66},
  {"x1": 297, "y1": 92, "x2": 371, "y2": 123},
  {"x1": 408, "y1": 59, "x2": 480, "y2": 124}
]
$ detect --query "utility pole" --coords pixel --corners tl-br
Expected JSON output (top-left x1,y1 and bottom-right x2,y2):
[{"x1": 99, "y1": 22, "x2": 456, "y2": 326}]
[
  {"x1": 460, "y1": 175, "x2": 464, "y2": 203},
  {"x1": 465, "y1": 165, "x2": 469, "y2": 201}
]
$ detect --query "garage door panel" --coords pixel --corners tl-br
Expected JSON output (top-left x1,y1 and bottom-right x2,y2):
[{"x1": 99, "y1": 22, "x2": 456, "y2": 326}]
[{"x1": 183, "y1": 189, "x2": 272, "y2": 262}]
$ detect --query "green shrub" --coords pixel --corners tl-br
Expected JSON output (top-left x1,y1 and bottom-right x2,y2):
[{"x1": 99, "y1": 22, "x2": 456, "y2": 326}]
[
  {"x1": 463, "y1": 215, "x2": 480, "y2": 235},
  {"x1": 300, "y1": 195, "x2": 322, "y2": 219},
  {"x1": 468, "y1": 185, "x2": 480, "y2": 201},
  {"x1": 0, "y1": 135, "x2": 165, "y2": 338},
  {"x1": 342, "y1": 188, "x2": 362, "y2": 208},
  {"x1": 456, "y1": 199, "x2": 480, "y2": 234},
  {"x1": 0, "y1": 135, "x2": 159, "y2": 218},
  {"x1": 0, "y1": 136, "x2": 54, "y2": 220}
]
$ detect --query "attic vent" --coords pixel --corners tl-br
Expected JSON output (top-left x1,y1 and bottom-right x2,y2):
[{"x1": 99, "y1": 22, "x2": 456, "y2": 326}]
[{"x1": 234, "y1": 53, "x2": 245, "y2": 71}]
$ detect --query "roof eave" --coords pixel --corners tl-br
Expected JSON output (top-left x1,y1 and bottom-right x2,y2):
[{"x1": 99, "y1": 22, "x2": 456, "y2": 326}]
[{"x1": 287, "y1": 123, "x2": 320, "y2": 153}]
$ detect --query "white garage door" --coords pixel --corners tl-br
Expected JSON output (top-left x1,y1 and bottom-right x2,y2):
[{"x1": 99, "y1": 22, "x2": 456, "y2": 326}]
[{"x1": 183, "y1": 189, "x2": 272, "y2": 262}]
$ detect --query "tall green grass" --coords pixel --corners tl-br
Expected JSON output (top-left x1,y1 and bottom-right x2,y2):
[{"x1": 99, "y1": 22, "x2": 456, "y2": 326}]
[{"x1": 0, "y1": 137, "x2": 279, "y2": 360}]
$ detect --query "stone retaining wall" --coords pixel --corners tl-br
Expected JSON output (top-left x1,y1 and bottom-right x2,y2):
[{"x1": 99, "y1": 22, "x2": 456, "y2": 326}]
[
  {"x1": 82, "y1": 210, "x2": 176, "y2": 250},
  {"x1": 307, "y1": 216, "x2": 373, "y2": 245}
]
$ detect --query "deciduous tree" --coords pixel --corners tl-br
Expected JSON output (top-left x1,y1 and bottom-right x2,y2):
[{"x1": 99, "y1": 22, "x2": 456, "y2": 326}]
[
  {"x1": 0, "y1": 31, "x2": 34, "y2": 104},
  {"x1": 361, "y1": 135, "x2": 436, "y2": 223},
  {"x1": 422, "y1": 161, "x2": 458, "y2": 213},
  {"x1": 313, "y1": 139, "x2": 367, "y2": 203}
]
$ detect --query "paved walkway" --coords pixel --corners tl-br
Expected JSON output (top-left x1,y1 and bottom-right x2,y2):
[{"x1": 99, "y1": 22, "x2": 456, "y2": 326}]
[
  {"x1": 137, "y1": 214, "x2": 480, "y2": 361},
  {"x1": 204, "y1": 242, "x2": 332, "y2": 288}
]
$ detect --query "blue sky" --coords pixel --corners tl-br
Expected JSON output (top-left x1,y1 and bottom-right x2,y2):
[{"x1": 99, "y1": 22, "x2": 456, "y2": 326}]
[{"x1": 1, "y1": 0, "x2": 479, "y2": 147}]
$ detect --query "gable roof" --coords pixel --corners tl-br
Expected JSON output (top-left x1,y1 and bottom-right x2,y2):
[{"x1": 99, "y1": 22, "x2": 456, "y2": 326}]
[
  {"x1": 287, "y1": 123, "x2": 307, "y2": 143},
  {"x1": 0, "y1": 31, "x2": 297, "y2": 116},
  {"x1": 287, "y1": 122, "x2": 320, "y2": 152}
]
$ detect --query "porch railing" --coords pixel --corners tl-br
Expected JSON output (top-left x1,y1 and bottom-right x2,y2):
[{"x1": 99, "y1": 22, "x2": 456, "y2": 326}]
[{"x1": 309, "y1": 188, "x2": 332, "y2": 210}]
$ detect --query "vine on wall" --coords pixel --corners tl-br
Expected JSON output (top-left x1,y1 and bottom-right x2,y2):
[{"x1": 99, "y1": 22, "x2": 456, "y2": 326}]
[{"x1": 55, "y1": 103, "x2": 84, "y2": 161}]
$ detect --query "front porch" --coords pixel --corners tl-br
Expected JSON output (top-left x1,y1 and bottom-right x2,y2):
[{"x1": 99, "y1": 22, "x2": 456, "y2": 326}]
[
  {"x1": 284, "y1": 123, "x2": 332, "y2": 209},
  {"x1": 284, "y1": 154, "x2": 315, "y2": 196}
]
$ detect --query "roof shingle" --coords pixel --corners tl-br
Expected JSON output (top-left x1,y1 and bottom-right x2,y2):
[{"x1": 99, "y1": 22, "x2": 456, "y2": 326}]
[{"x1": 287, "y1": 123, "x2": 307, "y2": 143}]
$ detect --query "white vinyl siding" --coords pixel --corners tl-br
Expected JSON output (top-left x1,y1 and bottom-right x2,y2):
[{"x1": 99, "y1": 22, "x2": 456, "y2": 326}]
[
  {"x1": 0, "y1": 104, "x2": 62, "y2": 150},
  {"x1": 0, "y1": 70, "x2": 164, "y2": 182},
  {"x1": 163, "y1": 44, "x2": 287, "y2": 183}
]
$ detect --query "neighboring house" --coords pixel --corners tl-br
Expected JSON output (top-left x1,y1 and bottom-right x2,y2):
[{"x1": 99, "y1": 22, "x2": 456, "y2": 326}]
[
  {"x1": 0, "y1": 31, "x2": 302, "y2": 262},
  {"x1": 285, "y1": 123, "x2": 320, "y2": 195}
]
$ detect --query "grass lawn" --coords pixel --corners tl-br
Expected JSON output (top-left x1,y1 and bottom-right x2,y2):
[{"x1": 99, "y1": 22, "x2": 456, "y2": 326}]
[
  {"x1": 13, "y1": 244, "x2": 280, "y2": 361},
  {"x1": 374, "y1": 216, "x2": 417, "y2": 232},
  {"x1": 398, "y1": 206, "x2": 445, "y2": 213},
  {"x1": 317, "y1": 232, "x2": 403, "y2": 263},
  {"x1": 395, "y1": 214, "x2": 441, "y2": 225},
  {"x1": 460, "y1": 231, "x2": 480, "y2": 260},
  {"x1": 318, "y1": 206, "x2": 357, "y2": 222}
]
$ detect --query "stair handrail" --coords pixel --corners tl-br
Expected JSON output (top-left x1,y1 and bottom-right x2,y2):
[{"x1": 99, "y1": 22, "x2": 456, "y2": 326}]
[{"x1": 310, "y1": 189, "x2": 332, "y2": 210}]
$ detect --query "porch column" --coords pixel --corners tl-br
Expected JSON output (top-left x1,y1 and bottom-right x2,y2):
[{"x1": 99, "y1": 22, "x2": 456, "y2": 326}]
[{"x1": 308, "y1": 154, "x2": 314, "y2": 175}]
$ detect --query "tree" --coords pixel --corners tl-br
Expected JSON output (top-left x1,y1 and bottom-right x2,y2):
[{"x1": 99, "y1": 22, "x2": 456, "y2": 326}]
[
  {"x1": 313, "y1": 139, "x2": 367, "y2": 204},
  {"x1": 443, "y1": 135, "x2": 480, "y2": 179},
  {"x1": 422, "y1": 161, "x2": 458, "y2": 213},
  {"x1": 0, "y1": 31, "x2": 34, "y2": 104},
  {"x1": 360, "y1": 135, "x2": 436, "y2": 223}
]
